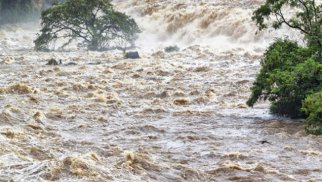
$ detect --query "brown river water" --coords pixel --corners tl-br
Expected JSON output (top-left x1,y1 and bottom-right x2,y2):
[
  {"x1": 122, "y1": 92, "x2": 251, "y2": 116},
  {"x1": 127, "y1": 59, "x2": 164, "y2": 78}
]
[{"x1": 0, "y1": 0, "x2": 322, "y2": 181}]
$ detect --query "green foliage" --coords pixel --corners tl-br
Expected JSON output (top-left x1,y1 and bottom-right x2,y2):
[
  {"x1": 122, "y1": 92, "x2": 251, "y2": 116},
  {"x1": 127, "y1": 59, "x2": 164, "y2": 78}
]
[
  {"x1": 252, "y1": 0, "x2": 321, "y2": 56},
  {"x1": 249, "y1": 0, "x2": 322, "y2": 134},
  {"x1": 302, "y1": 91, "x2": 322, "y2": 135},
  {"x1": 34, "y1": 0, "x2": 140, "y2": 51},
  {"x1": 247, "y1": 39, "x2": 321, "y2": 118}
]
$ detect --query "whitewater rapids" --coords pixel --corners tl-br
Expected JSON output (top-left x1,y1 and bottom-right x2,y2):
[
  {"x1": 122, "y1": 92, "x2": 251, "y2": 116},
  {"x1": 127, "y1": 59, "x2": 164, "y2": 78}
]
[{"x1": 0, "y1": 0, "x2": 322, "y2": 181}]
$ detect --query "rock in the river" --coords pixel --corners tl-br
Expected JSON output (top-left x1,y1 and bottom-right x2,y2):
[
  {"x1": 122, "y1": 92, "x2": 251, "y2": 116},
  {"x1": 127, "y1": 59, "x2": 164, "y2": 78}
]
[
  {"x1": 125, "y1": 51, "x2": 140, "y2": 59},
  {"x1": 164, "y1": 45, "x2": 180, "y2": 53},
  {"x1": 46, "y1": 58, "x2": 62, "y2": 65}
]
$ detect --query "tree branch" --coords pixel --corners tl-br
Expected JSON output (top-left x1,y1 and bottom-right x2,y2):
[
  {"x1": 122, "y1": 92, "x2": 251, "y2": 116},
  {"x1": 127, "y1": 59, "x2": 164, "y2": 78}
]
[
  {"x1": 276, "y1": 10, "x2": 312, "y2": 36},
  {"x1": 57, "y1": 22, "x2": 91, "y2": 42},
  {"x1": 298, "y1": 0, "x2": 313, "y2": 30}
]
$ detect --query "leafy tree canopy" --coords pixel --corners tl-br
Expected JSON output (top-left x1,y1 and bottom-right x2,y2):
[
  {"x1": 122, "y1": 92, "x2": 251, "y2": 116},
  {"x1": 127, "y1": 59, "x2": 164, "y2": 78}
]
[
  {"x1": 247, "y1": 39, "x2": 321, "y2": 118},
  {"x1": 252, "y1": 0, "x2": 321, "y2": 55},
  {"x1": 248, "y1": 0, "x2": 322, "y2": 134},
  {"x1": 34, "y1": 0, "x2": 140, "y2": 51},
  {"x1": 302, "y1": 91, "x2": 322, "y2": 134}
]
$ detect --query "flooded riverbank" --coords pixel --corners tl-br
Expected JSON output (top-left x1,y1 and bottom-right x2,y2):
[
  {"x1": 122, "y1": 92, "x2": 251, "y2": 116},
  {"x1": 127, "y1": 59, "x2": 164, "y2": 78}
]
[{"x1": 0, "y1": 0, "x2": 321, "y2": 181}]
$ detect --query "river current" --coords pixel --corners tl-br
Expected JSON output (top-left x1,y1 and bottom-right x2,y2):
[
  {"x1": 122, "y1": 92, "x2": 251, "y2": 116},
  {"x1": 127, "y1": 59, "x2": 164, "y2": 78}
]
[{"x1": 0, "y1": 0, "x2": 321, "y2": 181}]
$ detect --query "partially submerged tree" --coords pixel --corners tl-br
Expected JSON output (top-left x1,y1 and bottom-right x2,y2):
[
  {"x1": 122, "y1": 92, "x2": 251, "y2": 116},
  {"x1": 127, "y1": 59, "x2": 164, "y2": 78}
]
[
  {"x1": 34, "y1": 0, "x2": 140, "y2": 51},
  {"x1": 248, "y1": 0, "x2": 322, "y2": 134}
]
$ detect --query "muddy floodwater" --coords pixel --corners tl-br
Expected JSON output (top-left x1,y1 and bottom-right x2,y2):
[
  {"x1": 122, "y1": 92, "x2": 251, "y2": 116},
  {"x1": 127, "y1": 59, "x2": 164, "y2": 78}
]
[{"x1": 1, "y1": 0, "x2": 322, "y2": 181}]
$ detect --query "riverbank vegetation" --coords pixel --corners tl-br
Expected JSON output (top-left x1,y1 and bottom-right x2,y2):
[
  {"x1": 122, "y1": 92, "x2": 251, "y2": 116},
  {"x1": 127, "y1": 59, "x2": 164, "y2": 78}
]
[{"x1": 247, "y1": 0, "x2": 322, "y2": 134}]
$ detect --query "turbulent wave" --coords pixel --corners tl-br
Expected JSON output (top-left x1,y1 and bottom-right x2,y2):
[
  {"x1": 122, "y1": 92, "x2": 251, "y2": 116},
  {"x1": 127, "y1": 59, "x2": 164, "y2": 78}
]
[
  {"x1": 0, "y1": 0, "x2": 305, "y2": 54},
  {"x1": 1, "y1": 1, "x2": 322, "y2": 181},
  {"x1": 114, "y1": 0, "x2": 302, "y2": 53}
]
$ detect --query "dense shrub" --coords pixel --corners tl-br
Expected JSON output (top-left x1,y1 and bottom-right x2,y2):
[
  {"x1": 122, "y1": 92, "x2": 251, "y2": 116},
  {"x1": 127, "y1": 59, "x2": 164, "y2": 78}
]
[
  {"x1": 302, "y1": 91, "x2": 322, "y2": 135},
  {"x1": 247, "y1": 40, "x2": 321, "y2": 118},
  {"x1": 248, "y1": 0, "x2": 322, "y2": 134}
]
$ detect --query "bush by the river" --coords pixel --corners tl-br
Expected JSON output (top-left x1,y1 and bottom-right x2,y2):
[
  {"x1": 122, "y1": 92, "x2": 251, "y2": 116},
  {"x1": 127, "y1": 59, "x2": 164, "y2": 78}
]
[
  {"x1": 248, "y1": 0, "x2": 321, "y2": 134},
  {"x1": 302, "y1": 91, "x2": 322, "y2": 135}
]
